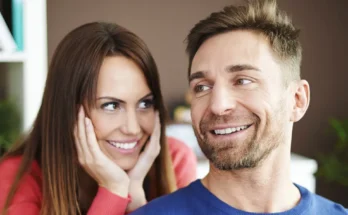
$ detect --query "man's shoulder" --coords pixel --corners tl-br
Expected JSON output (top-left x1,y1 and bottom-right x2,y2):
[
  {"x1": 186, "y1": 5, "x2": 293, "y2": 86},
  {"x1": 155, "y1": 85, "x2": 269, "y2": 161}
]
[
  {"x1": 311, "y1": 193, "x2": 347, "y2": 214},
  {"x1": 295, "y1": 184, "x2": 347, "y2": 214},
  {"x1": 131, "y1": 183, "x2": 196, "y2": 215}
]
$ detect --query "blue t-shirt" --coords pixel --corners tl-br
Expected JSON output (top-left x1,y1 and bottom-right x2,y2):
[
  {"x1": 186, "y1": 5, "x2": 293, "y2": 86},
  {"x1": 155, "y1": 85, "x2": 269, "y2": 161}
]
[{"x1": 131, "y1": 180, "x2": 347, "y2": 215}]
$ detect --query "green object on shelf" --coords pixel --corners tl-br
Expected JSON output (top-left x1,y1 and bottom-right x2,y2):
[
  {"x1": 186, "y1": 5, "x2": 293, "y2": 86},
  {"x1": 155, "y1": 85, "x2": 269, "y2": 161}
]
[
  {"x1": 0, "y1": 100, "x2": 21, "y2": 154},
  {"x1": 316, "y1": 118, "x2": 348, "y2": 187}
]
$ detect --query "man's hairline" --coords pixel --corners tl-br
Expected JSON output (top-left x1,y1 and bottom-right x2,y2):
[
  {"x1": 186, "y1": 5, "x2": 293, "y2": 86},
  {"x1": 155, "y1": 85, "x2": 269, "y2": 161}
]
[{"x1": 187, "y1": 29, "x2": 300, "y2": 85}]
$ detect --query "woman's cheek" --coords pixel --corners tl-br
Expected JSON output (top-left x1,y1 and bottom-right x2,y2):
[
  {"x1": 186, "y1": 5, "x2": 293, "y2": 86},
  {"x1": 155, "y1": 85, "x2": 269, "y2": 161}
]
[
  {"x1": 137, "y1": 111, "x2": 155, "y2": 135},
  {"x1": 90, "y1": 112, "x2": 121, "y2": 139}
]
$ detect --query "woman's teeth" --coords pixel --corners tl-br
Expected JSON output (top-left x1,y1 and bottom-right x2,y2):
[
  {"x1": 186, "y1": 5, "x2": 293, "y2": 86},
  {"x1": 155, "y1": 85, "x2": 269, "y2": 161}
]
[
  {"x1": 214, "y1": 125, "x2": 248, "y2": 135},
  {"x1": 109, "y1": 141, "x2": 137, "y2": 149}
]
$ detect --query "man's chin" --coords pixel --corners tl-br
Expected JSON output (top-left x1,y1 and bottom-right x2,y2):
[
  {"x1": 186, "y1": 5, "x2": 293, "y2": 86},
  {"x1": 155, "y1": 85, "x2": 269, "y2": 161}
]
[
  {"x1": 209, "y1": 159, "x2": 257, "y2": 171},
  {"x1": 205, "y1": 148, "x2": 261, "y2": 171}
]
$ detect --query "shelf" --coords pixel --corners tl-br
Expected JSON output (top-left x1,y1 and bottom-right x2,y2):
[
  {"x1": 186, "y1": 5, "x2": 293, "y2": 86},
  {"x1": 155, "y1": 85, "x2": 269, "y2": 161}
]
[
  {"x1": 0, "y1": 52, "x2": 26, "y2": 63},
  {"x1": 1, "y1": 0, "x2": 47, "y2": 131}
]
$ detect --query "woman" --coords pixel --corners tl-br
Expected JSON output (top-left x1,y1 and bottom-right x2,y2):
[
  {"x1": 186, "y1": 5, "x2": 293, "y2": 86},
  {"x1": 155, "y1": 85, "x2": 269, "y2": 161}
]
[{"x1": 0, "y1": 22, "x2": 196, "y2": 215}]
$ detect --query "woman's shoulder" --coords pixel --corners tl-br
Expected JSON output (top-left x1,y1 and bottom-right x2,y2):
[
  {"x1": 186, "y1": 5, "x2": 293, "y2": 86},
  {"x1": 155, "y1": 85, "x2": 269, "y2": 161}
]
[
  {"x1": 166, "y1": 136, "x2": 197, "y2": 164},
  {"x1": 167, "y1": 137, "x2": 197, "y2": 163},
  {"x1": 166, "y1": 137, "x2": 197, "y2": 188},
  {"x1": 0, "y1": 156, "x2": 42, "y2": 211},
  {"x1": 0, "y1": 156, "x2": 41, "y2": 174},
  {"x1": 0, "y1": 155, "x2": 42, "y2": 189},
  {"x1": 0, "y1": 156, "x2": 24, "y2": 174},
  {"x1": 166, "y1": 137, "x2": 192, "y2": 154}
]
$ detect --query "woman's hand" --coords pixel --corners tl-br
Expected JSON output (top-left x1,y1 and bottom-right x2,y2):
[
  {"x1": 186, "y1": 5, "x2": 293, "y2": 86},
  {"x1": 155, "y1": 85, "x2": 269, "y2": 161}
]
[
  {"x1": 126, "y1": 112, "x2": 161, "y2": 211},
  {"x1": 74, "y1": 107, "x2": 130, "y2": 198}
]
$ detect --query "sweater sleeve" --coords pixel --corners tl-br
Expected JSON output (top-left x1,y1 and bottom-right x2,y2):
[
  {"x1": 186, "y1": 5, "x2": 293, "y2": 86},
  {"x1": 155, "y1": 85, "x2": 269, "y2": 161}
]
[
  {"x1": 87, "y1": 187, "x2": 131, "y2": 215},
  {"x1": 168, "y1": 137, "x2": 197, "y2": 188},
  {"x1": 0, "y1": 157, "x2": 42, "y2": 215}
]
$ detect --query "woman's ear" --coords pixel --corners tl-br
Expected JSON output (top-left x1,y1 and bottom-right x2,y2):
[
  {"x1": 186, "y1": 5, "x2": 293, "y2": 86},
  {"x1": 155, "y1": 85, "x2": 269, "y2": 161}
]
[{"x1": 290, "y1": 80, "x2": 310, "y2": 122}]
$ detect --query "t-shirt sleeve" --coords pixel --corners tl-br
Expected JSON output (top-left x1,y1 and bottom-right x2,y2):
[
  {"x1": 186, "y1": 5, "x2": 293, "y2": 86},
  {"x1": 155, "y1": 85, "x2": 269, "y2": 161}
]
[
  {"x1": 167, "y1": 137, "x2": 197, "y2": 188},
  {"x1": 0, "y1": 157, "x2": 42, "y2": 215}
]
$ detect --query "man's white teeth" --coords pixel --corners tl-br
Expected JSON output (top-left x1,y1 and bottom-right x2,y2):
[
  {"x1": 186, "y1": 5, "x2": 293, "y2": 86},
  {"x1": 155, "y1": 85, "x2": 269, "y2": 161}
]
[
  {"x1": 214, "y1": 125, "x2": 248, "y2": 135},
  {"x1": 109, "y1": 141, "x2": 137, "y2": 149}
]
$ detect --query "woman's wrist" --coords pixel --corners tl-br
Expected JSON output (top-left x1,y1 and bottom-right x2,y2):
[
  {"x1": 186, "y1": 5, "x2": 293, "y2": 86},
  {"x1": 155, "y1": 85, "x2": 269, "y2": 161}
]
[
  {"x1": 129, "y1": 182, "x2": 145, "y2": 198},
  {"x1": 126, "y1": 183, "x2": 147, "y2": 211},
  {"x1": 100, "y1": 179, "x2": 130, "y2": 198}
]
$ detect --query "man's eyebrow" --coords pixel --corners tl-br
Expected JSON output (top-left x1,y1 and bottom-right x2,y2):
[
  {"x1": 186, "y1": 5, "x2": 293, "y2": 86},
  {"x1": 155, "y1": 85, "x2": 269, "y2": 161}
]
[
  {"x1": 189, "y1": 71, "x2": 205, "y2": 83},
  {"x1": 227, "y1": 64, "x2": 261, "y2": 73},
  {"x1": 188, "y1": 64, "x2": 260, "y2": 83}
]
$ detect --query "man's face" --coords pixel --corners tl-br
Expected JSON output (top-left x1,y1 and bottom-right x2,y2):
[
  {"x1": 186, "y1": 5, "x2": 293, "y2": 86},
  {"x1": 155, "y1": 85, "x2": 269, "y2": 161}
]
[{"x1": 189, "y1": 30, "x2": 294, "y2": 170}]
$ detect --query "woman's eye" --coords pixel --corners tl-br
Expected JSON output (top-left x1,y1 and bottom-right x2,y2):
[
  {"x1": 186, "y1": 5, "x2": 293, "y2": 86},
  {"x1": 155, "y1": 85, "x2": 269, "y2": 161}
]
[
  {"x1": 236, "y1": 79, "x2": 252, "y2": 85},
  {"x1": 101, "y1": 102, "x2": 119, "y2": 111},
  {"x1": 194, "y1": 85, "x2": 211, "y2": 93},
  {"x1": 139, "y1": 99, "x2": 154, "y2": 109}
]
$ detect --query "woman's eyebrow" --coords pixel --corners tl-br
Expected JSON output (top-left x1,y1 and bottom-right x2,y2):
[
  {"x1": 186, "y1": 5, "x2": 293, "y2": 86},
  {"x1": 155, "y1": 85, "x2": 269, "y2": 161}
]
[
  {"x1": 97, "y1": 96, "x2": 125, "y2": 104},
  {"x1": 97, "y1": 93, "x2": 153, "y2": 103},
  {"x1": 138, "y1": 93, "x2": 154, "y2": 101}
]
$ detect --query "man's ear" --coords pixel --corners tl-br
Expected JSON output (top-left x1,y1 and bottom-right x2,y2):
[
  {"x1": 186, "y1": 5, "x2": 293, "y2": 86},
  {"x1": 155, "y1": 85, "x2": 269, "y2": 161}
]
[{"x1": 290, "y1": 80, "x2": 310, "y2": 122}]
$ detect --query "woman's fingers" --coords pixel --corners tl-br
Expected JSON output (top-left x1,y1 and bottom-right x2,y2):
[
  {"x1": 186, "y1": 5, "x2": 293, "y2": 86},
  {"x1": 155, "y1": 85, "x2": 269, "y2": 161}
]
[
  {"x1": 142, "y1": 112, "x2": 161, "y2": 159},
  {"x1": 128, "y1": 112, "x2": 161, "y2": 179},
  {"x1": 76, "y1": 107, "x2": 93, "y2": 164},
  {"x1": 84, "y1": 117, "x2": 104, "y2": 160},
  {"x1": 74, "y1": 125, "x2": 83, "y2": 161}
]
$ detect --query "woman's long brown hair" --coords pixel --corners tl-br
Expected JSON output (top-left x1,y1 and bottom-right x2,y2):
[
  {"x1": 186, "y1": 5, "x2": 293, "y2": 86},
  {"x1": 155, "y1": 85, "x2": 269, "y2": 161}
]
[{"x1": 0, "y1": 22, "x2": 176, "y2": 215}]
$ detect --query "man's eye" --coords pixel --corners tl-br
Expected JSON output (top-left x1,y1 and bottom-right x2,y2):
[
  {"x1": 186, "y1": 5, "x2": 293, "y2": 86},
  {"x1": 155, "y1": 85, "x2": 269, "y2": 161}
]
[
  {"x1": 236, "y1": 79, "x2": 252, "y2": 85},
  {"x1": 101, "y1": 102, "x2": 119, "y2": 111},
  {"x1": 194, "y1": 85, "x2": 211, "y2": 93}
]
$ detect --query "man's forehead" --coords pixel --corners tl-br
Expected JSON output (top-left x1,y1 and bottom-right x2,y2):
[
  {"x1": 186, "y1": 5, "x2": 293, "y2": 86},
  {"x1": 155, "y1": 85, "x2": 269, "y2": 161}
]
[{"x1": 190, "y1": 31, "x2": 275, "y2": 78}]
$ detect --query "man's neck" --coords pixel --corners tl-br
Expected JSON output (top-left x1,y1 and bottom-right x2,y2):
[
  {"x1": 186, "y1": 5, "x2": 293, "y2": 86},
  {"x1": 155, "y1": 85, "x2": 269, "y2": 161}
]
[{"x1": 201, "y1": 146, "x2": 301, "y2": 213}]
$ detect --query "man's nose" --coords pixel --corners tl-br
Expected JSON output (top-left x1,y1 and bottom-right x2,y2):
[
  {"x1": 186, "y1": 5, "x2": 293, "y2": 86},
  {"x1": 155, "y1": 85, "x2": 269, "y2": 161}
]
[{"x1": 209, "y1": 84, "x2": 237, "y2": 116}]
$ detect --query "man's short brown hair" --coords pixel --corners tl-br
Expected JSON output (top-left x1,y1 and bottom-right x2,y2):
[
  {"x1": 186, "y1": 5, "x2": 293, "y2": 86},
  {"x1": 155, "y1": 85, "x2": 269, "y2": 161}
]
[{"x1": 186, "y1": 0, "x2": 302, "y2": 84}]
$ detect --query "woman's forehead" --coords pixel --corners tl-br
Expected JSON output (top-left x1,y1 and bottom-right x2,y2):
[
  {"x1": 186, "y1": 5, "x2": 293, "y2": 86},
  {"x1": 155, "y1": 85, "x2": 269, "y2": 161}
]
[{"x1": 96, "y1": 56, "x2": 152, "y2": 102}]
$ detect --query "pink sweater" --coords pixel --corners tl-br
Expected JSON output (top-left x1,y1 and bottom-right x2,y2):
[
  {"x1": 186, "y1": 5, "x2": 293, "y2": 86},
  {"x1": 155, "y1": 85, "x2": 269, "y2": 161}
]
[{"x1": 0, "y1": 137, "x2": 197, "y2": 215}]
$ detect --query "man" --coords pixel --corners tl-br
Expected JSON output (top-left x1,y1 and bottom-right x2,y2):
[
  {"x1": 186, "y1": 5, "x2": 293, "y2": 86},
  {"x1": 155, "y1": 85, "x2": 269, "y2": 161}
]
[{"x1": 131, "y1": 0, "x2": 347, "y2": 214}]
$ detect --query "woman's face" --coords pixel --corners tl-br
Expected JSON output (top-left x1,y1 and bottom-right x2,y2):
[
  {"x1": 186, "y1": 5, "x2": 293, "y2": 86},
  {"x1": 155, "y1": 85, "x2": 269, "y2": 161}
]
[{"x1": 89, "y1": 56, "x2": 156, "y2": 171}]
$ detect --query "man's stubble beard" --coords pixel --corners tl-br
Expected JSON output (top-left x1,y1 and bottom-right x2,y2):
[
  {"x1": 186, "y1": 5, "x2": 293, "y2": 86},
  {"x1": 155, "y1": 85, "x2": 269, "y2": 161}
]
[{"x1": 193, "y1": 104, "x2": 287, "y2": 171}]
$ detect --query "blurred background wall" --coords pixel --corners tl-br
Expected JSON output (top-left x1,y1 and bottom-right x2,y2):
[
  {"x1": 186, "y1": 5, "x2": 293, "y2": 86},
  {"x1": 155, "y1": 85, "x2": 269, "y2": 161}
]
[{"x1": 47, "y1": 0, "x2": 348, "y2": 204}]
